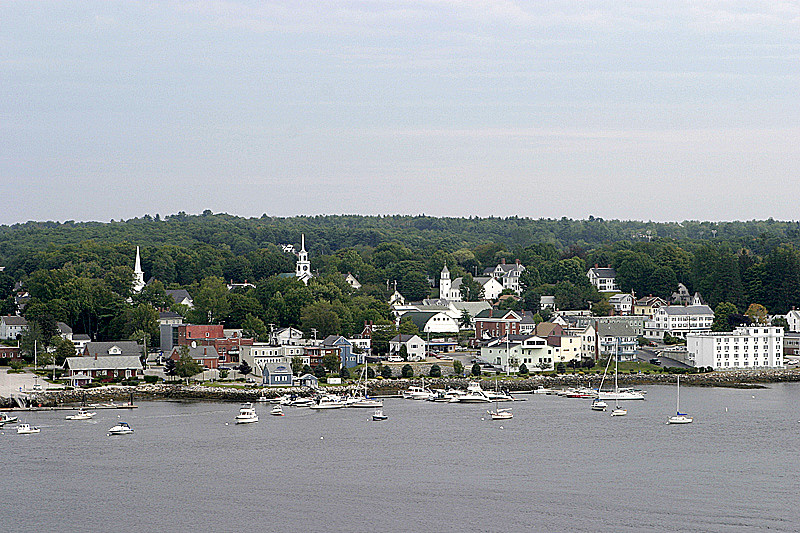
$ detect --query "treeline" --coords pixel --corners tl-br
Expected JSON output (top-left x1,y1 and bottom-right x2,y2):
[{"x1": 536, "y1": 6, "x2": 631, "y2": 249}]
[{"x1": 3, "y1": 213, "x2": 800, "y2": 347}]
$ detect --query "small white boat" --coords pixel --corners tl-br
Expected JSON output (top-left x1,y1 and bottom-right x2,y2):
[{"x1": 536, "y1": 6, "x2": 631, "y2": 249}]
[
  {"x1": 17, "y1": 423, "x2": 40, "y2": 434},
  {"x1": 65, "y1": 409, "x2": 96, "y2": 420},
  {"x1": 270, "y1": 405, "x2": 284, "y2": 416},
  {"x1": 610, "y1": 407, "x2": 627, "y2": 417},
  {"x1": 0, "y1": 413, "x2": 19, "y2": 424},
  {"x1": 402, "y1": 385, "x2": 435, "y2": 401},
  {"x1": 235, "y1": 403, "x2": 259, "y2": 424},
  {"x1": 449, "y1": 382, "x2": 492, "y2": 403},
  {"x1": 372, "y1": 408, "x2": 388, "y2": 421},
  {"x1": 597, "y1": 390, "x2": 646, "y2": 401},
  {"x1": 488, "y1": 407, "x2": 513, "y2": 420},
  {"x1": 591, "y1": 399, "x2": 608, "y2": 411},
  {"x1": 290, "y1": 397, "x2": 314, "y2": 408},
  {"x1": 309, "y1": 395, "x2": 345, "y2": 409},
  {"x1": 256, "y1": 395, "x2": 269, "y2": 403},
  {"x1": 668, "y1": 376, "x2": 693, "y2": 424},
  {"x1": 346, "y1": 396, "x2": 383, "y2": 408},
  {"x1": 107, "y1": 422, "x2": 134, "y2": 435}
]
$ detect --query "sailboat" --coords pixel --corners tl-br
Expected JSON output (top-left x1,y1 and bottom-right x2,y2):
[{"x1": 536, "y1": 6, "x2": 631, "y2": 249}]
[
  {"x1": 488, "y1": 379, "x2": 513, "y2": 420},
  {"x1": 610, "y1": 343, "x2": 627, "y2": 417},
  {"x1": 592, "y1": 354, "x2": 612, "y2": 411},
  {"x1": 346, "y1": 363, "x2": 382, "y2": 408},
  {"x1": 667, "y1": 375, "x2": 693, "y2": 424}
]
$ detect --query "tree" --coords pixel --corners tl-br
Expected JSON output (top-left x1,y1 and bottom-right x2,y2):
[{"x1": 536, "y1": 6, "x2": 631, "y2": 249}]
[
  {"x1": 164, "y1": 358, "x2": 176, "y2": 377},
  {"x1": 175, "y1": 348, "x2": 202, "y2": 381},
  {"x1": 219, "y1": 369, "x2": 229, "y2": 379},
  {"x1": 367, "y1": 366, "x2": 375, "y2": 379},
  {"x1": 291, "y1": 356, "x2": 303, "y2": 375},
  {"x1": 556, "y1": 362, "x2": 566, "y2": 374},
  {"x1": 745, "y1": 303, "x2": 768, "y2": 325},
  {"x1": 592, "y1": 300, "x2": 612, "y2": 317},
  {"x1": 301, "y1": 301, "x2": 342, "y2": 338},
  {"x1": 471, "y1": 363, "x2": 481, "y2": 376},
  {"x1": 242, "y1": 313, "x2": 268, "y2": 341},
  {"x1": 458, "y1": 309, "x2": 472, "y2": 329},
  {"x1": 381, "y1": 364, "x2": 392, "y2": 379},
  {"x1": 518, "y1": 362, "x2": 529, "y2": 375},
  {"x1": 302, "y1": 364, "x2": 312, "y2": 375},
  {"x1": 398, "y1": 316, "x2": 419, "y2": 336},
  {"x1": 339, "y1": 366, "x2": 350, "y2": 379},
  {"x1": 238, "y1": 360, "x2": 252, "y2": 378},
  {"x1": 53, "y1": 336, "x2": 76, "y2": 366},
  {"x1": 322, "y1": 353, "x2": 340, "y2": 372},
  {"x1": 453, "y1": 359, "x2": 463, "y2": 375},
  {"x1": 193, "y1": 276, "x2": 231, "y2": 324},
  {"x1": 712, "y1": 302, "x2": 738, "y2": 332},
  {"x1": 429, "y1": 364, "x2": 441, "y2": 378},
  {"x1": 459, "y1": 274, "x2": 483, "y2": 301},
  {"x1": 399, "y1": 344, "x2": 409, "y2": 361},
  {"x1": 771, "y1": 316, "x2": 789, "y2": 332},
  {"x1": 313, "y1": 364, "x2": 327, "y2": 378},
  {"x1": 401, "y1": 364, "x2": 413, "y2": 378}
]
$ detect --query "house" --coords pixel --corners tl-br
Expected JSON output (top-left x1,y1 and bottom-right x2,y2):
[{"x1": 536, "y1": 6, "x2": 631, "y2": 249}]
[
  {"x1": 166, "y1": 289, "x2": 194, "y2": 308},
  {"x1": 169, "y1": 345, "x2": 219, "y2": 369},
  {"x1": 671, "y1": 283, "x2": 692, "y2": 305},
  {"x1": 240, "y1": 343, "x2": 305, "y2": 376},
  {"x1": 634, "y1": 296, "x2": 668, "y2": 318},
  {"x1": 587, "y1": 265, "x2": 618, "y2": 292},
  {"x1": 0, "y1": 316, "x2": 27, "y2": 340},
  {"x1": 783, "y1": 332, "x2": 800, "y2": 355},
  {"x1": 344, "y1": 273, "x2": 362, "y2": 290},
  {"x1": 82, "y1": 341, "x2": 142, "y2": 358},
  {"x1": 388, "y1": 285, "x2": 406, "y2": 306},
  {"x1": 519, "y1": 312, "x2": 537, "y2": 335},
  {"x1": 687, "y1": 326, "x2": 783, "y2": 369},
  {"x1": 295, "y1": 373, "x2": 319, "y2": 388},
  {"x1": 483, "y1": 259, "x2": 526, "y2": 294},
  {"x1": 273, "y1": 326, "x2": 305, "y2": 345},
  {"x1": 0, "y1": 345, "x2": 21, "y2": 362},
  {"x1": 563, "y1": 322, "x2": 597, "y2": 360},
  {"x1": 400, "y1": 311, "x2": 459, "y2": 334},
  {"x1": 389, "y1": 334, "x2": 426, "y2": 361},
  {"x1": 57, "y1": 322, "x2": 73, "y2": 341},
  {"x1": 322, "y1": 335, "x2": 360, "y2": 369},
  {"x1": 71, "y1": 334, "x2": 91, "y2": 351},
  {"x1": 540, "y1": 296, "x2": 556, "y2": 310},
  {"x1": 645, "y1": 305, "x2": 715, "y2": 339},
  {"x1": 480, "y1": 335, "x2": 554, "y2": 373},
  {"x1": 262, "y1": 363, "x2": 294, "y2": 386},
  {"x1": 785, "y1": 309, "x2": 800, "y2": 333},
  {"x1": 64, "y1": 355, "x2": 143, "y2": 385},
  {"x1": 609, "y1": 293, "x2": 634, "y2": 315},
  {"x1": 597, "y1": 322, "x2": 640, "y2": 361},
  {"x1": 473, "y1": 309, "x2": 522, "y2": 339}
]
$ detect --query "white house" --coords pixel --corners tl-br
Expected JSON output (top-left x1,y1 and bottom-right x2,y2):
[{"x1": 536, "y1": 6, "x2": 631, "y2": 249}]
[
  {"x1": 0, "y1": 316, "x2": 27, "y2": 340},
  {"x1": 400, "y1": 310, "x2": 459, "y2": 334},
  {"x1": 785, "y1": 309, "x2": 800, "y2": 332},
  {"x1": 687, "y1": 326, "x2": 784, "y2": 369},
  {"x1": 587, "y1": 266, "x2": 618, "y2": 292},
  {"x1": 645, "y1": 305, "x2": 715, "y2": 339},
  {"x1": 474, "y1": 276, "x2": 505, "y2": 300},
  {"x1": 273, "y1": 326, "x2": 305, "y2": 345},
  {"x1": 240, "y1": 343, "x2": 306, "y2": 377},
  {"x1": 166, "y1": 289, "x2": 194, "y2": 308},
  {"x1": 389, "y1": 334, "x2": 426, "y2": 361},
  {"x1": 344, "y1": 273, "x2": 362, "y2": 290},
  {"x1": 608, "y1": 293, "x2": 634, "y2": 315},
  {"x1": 483, "y1": 259, "x2": 526, "y2": 294}
]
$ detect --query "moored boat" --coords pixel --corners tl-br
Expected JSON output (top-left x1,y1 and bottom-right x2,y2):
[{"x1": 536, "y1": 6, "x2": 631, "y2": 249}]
[
  {"x1": 270, "y1": 405, "x2": 284, "y2": 416},
  {"x1": 17, "y1": 423, "x2": 40, "y2": 434},
  {"x1": 107, "y1": 422, "x2": 134, "y2": 435},
  {"x1": 65, "y1": 408, "x2": 96, "y2": 420},
  {"x1": 235, "y1": 403, "x2": 259, "y2": 424}
]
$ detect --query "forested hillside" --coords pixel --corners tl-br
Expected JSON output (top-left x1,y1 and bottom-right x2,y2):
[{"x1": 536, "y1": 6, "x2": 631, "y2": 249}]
[{"x1": 2, "y1": 212, "x2": 800, "y2": 350}]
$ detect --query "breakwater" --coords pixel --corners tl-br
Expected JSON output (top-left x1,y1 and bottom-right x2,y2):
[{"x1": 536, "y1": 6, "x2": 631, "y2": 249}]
[{"x1": 7, "y1": 368, "x2": 798, "y2": 406}]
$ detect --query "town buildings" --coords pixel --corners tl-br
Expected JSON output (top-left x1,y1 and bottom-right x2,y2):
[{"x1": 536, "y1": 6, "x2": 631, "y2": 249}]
[
  {"x1": 687, "y1": 326, "x2": 784, "y2": 369},
  {"x1": 645, "y1": 305, "x2": 715, "y2": 339},
  {"x1": 587, "y1": 265, "x2": 618, "y2": 292}
]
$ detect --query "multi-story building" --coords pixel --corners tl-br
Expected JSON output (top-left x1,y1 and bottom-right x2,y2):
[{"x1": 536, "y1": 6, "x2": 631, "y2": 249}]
[
  {"x1": 609, "y1": 293, "x2": 634, "y2": 315},
  {"x1": 645, "y1": 305, "x2": 714, "y2": 339},
  {"x1": 587, "y1": 266, "x2": 618, "y2": 292},
  {"x1": 0, "y1": 316, "x2": 28, "y2": 340},
  {"x1": 687, "y1": 326, "x2": 784, "y2": 369},
  {"x1": 597, "y1": 322, "x2": 639, "y2": 361},
  {"x1": 474, "y1": 309, "x2": 522, "y2": 340},
  {"x1": 483, "y1": 259, "x2": 526, "y2": 295}
]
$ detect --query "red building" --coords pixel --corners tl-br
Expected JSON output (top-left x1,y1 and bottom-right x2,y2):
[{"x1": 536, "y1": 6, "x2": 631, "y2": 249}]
[
  {"x1": 474, "y1": 309, "x2": 522, "y2": 339},
  {"x1": 0, "y1": 345, "x2": 21, "y2": 361},
  {"x1": 175, "y1": 325, "x2": 253, "y2": 364}
]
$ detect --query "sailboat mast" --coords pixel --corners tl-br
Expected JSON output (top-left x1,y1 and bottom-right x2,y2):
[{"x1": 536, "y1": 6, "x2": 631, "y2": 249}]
[{"x1": 676, "y1": 375, "x2": 680, "y2": 414}]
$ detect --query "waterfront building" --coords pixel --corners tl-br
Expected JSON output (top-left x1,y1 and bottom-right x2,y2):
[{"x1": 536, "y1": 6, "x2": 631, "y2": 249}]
[
  {"x1": 474, "y1": 309, "x2": 522, "y2": 339},
  {"x1": 64, "y1": 355, "x2": 143, "y2": 386},
  {"x1": 169, "y1": 345, "x2": 219, "y2": 369},
  {"x1": 322, "y1": 335, "x2": 360, "y2": 369},
  {"x1": 262, "y1": 363, "x2": 293, "y2": 386},
  {"x1": 82, "y1": 341, "x2": 142, "y2": 358},
  {"x1": 644, "y1": 305, "x2": 714, "y2": 339},
  {"x1": 597, "y1": 322, "x2": 639, "y2": 361},
  {"x1": 240, "y1": 343, "x2": 306, "y2": 377},
  {"x1": 687, "y1": 326, "x2": 784, "y2": 369},
  {"x1": 783, "y1": 331, "x2": 800, "y2": 355},
  {"x1": 785, "y1": 309, "x2": 800, "y2": 333},
  {"x1": 388, "y1": 334, "x2": 426, "y2": 361},
  {"x1": 399, "y1": 310, "x2": 459, "y2": 334},
  {"x1": 609, "y1": 293, "x2": 634, "y2": 315}
]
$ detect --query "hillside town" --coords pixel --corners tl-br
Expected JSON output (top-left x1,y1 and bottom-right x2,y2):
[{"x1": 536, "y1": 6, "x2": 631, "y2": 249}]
[{"x1": 0, "y1": 237, "x2": 794, "y2": 389}]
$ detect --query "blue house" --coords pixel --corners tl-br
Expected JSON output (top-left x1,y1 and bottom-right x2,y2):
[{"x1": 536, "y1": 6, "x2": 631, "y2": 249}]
[
  {"x1": 295, "y1": 373, "x2": 319, "y2": 389},
  {"x1": 322, "y1": 335, "x2": 361, "y2": 369},
  {"x1": 261, "y1": 363, "x2": 293, "y2": 387}
]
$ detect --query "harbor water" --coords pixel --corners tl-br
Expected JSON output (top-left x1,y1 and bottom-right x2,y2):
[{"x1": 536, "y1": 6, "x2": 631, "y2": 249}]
[{"x1": 3, "y1": 383, "x2": 799, "y2": 532}]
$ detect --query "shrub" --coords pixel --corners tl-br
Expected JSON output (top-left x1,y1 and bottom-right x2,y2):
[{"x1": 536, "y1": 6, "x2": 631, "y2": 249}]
[
  {"x1": 453, "y1": 360, "x2": 463, "y2": 375},
  {"x1": 339, "y1": 366, "x2": 350, "y2": 379},
  {"x1": 401, "y1": 364, "x2": 413, "y2": 378},
  {"x1": 518, "y1": 363, "x2": 529, "y2": 375},
  {"x1": 381, "y1": 365, "x2": 392, "y2": 379},
  {"x1": 471, "y1": 363, "x2": 481, "y2": 376},
  {"x1": 556, "y1": 362, "x2": 566, "y2": 374},
  {"x1": 367, "y1": 366, "x2": 376, "y2": 379},
  {"x1": 219, "y1": 369, "x2": 229, "y2": 379},
  {"x1": 143, "y1": 375, "x2": 159, "y2": 384},
  {"x1": 429, "y1": 364, "x2": 441, "y2": 378},
  {"x1": 9, "y1": 360, "x2": 25, "y2": 372}
]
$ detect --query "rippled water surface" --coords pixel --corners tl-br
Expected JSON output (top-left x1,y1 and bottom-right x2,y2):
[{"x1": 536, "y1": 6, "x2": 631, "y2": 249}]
[{"x1": 3, "y1": 383, "x2": 800, "y2": 532}]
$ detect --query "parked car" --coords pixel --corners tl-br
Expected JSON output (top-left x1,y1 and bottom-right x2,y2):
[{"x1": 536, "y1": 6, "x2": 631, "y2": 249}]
[
  {"x1": 387, "y1": 356, "x2": 402, "y2": 362},
  {"x1": 649, "y1": 358, "x2": 661, "y2": 366}
]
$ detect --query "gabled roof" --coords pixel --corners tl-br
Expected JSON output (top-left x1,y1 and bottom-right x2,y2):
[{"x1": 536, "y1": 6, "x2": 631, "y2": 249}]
[
  {"x1": 660, "y1": 305, "x2": 714, "y2": 316},
  {"x1": 474, "y1": 309, "x2": 521, "y2": 320},
  {"x1": 322, "y1": 335, "x2": 350, "y2": 346},
  {"x1": 166, "y1": 289, "x2": 193, "y2": 302},
  {"x1": 588, "y1": 267, "x2": 616, "y2": 278},
  {"x1": 73, "y1": 334, "x2": 91, "y2": 341},
  {"x1": 159, "y1": 311, "x2": 183, "y2": 319},
  {"x1": 65, "y1": 356, "x2": 142, "y2": 371},
  {"x1": 598, "y1": 322, "x2": 639, "y2": 337},
  {"x1": 535, "y1": 322, "x2": 563, "y2": 337},
  {"x1": 1, "y1": 316, "x2": 27, "y2": 326},
  {"x1": 401, "y1": 311, "x2": 452, "y2": 331},
  {"x1": 57, "y1": 322, "x2": 72, "y2": 335},
  {"x1": 173, "y1": 345, "x2": 219, "y2": 360},
  {"x1": 263, "y1": 363, "x2": 292, "y2": 375},
  {"x1": 390, "y1": 334, "x2": 423, "y2": 343},
  {"x1": 609, "y1": 293, "x2": 632, "y2": 303},
  {"x1": 83, "y1": 341, "x2": 142, "y2": 357}
]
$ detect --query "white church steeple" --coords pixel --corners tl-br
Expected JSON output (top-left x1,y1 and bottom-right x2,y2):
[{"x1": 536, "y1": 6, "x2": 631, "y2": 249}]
[
  {"x1": 295, "y1": 234, "x2": 312, "y2": 285},
  {"x1": 440, "y1": 262, "x2": 451, "y2": 299},
  {"x1": 133, "y1": 246, "x2": 145, "y2": 293}
]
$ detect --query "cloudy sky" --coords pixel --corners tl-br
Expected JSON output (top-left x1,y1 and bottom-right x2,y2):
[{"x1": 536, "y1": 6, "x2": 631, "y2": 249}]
[{"x1": 2, "y1": 1, "x2": 799, "y2": 224}]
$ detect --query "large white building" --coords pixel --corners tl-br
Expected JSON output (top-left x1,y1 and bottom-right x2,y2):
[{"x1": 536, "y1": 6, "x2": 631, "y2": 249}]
[
  {"x1": 687, "y1": 326, "x2": 784, "y2": 369},
  {"x1": 645, "y1": 305, "x2": 714, "y2": 339},
  {"x1": 587, "y1": 266, "x2": 618, "y2": 292}
]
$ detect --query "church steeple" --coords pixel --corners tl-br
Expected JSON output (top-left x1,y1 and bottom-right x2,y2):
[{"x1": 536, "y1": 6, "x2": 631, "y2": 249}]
[
  {"x1": 440, "y1": 262, "x2": 451, "y2": 300},
  {"x1": 295, "y1": 234, "x2": 312, "y2": 285},
  {"x1": 133, "y1": 246, "x2": 145, "y2": 293}
]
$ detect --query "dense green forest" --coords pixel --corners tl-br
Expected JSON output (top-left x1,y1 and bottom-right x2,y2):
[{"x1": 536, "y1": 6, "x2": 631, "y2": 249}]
[{"x1": 3, "y1": 212, "x2": 800, "y2": 350}]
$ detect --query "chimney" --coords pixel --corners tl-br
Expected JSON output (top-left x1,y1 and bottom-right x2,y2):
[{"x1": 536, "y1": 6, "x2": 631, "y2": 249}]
[
  {"x1": 516, "y1": 259, "x2": 520, "y2": 265},
  {"x1": 595, "y1": 263, "x2": 599, "y2": 269},
  {"x1": 501, "y1": 258, "x2": 506, "y2": 265}
]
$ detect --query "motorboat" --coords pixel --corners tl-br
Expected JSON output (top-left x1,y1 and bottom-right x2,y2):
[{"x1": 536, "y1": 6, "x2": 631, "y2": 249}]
[
  {"x1": 372, "y1": 408, "x2": 388, "y2": 421},
  {"x1": 488, "y1": 407, "x2": 513, "y2": 420},
  {"x1": 0, "y1": 413, "x2": 19, "y2": 424},
  {"x1": 402, "y1": 382, "x2": 435, "y2": 400},
  {"x1": 610, "y1": 407, "x2": 627, "y2": 417},
  {"x1": 597, "y1": 389, "x2": 646, "y2": 401},
  {"x1": 668, "y1": 376, "x2": 693, "y2": 424},
  {"x1": 591, "y1": 399, "x2": 608, "y2": 411},
  {"x1": 532, "y1": 386, "x2": 554, "y2": 394},
  {"x1": 107, "y1": 422, "x2": 134, "y2": 435},
  {"x1": 290, "y1": 397, "x2": 314, "y2": 408},
  {"x1": 485, "y1": 389, "x2": 515, "y2": 402},
  {"x1": 309, "y1": 395, "x2": 345, "y2": 409},
  {"x1": 449, "y1": 382, "x2": 491, "y2": 403},
  {"x1": 428, "y1": 388, "x2": 464, "y2": 402},
  {"x1": 347, "y1": 396, "x2": 383, "y2": 408},
  {"x1": 270, "y1": 405, "x2": 285, "y2": 416},
  {"x1": 235, "y1": 403, "x2": 259, "y2": 424},
  {"x1": 567, "y1": 387, "x2": 598, "y2": 399},
  {"x1": 17, "y1": 423, "x2": 40, "y2": 434},
  {"x1": 256, "y1": 395, "x2": 269, "y2": 403},
  {"x1": 65, "y1": 409, "x2": 96, "y2": 420}
]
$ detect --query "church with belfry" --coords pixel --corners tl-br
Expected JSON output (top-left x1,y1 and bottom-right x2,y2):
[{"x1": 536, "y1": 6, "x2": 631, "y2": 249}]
[
  {"x1": 295, "y1": 234, "x2": 313, "y2": 285},
  {"x1": 133, "y1": 246, "x2": 146, "y2": 293}
]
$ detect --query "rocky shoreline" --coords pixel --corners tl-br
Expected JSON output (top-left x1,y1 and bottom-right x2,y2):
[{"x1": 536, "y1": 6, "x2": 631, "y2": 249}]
[{"x1": 4, "y1": 368, "x2": 799, "y2": 407}]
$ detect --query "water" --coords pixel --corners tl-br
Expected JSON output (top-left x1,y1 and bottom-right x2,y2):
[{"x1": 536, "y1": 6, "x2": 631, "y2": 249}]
[{"x1": 3, "y1": 384, "x2": 800, "y2": 533}]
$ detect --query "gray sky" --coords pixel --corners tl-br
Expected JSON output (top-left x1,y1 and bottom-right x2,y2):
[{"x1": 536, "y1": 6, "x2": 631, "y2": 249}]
[{"x1": 2, "y1": 1, "x2": 799, "y2": 225}]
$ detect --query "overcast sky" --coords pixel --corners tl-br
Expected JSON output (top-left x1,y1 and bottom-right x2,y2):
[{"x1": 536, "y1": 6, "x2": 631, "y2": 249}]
[{"x1": 2, "y1": 1, "x2": 799, "y2": 225}]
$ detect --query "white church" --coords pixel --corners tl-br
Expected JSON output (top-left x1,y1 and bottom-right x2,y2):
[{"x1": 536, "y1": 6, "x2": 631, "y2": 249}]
[{"x1": 295, "y1": 234, "x2": 313, "y2": 285}]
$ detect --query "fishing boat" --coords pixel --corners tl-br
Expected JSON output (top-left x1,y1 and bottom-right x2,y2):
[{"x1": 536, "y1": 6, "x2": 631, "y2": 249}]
[
  {"x1": 0, "y1": 413, "x2": 19, "y2": 424},
  {"x1": 667, "y1": 376, "x2": 693, "y2": 424},
  {"x1": 17, "y1": 423, "x2": 40, "y2": 434},
  {"x1": 372, "y1": 408, "x2": 388, "y2": 421},
  {"x1": 270, "y1": 405, "x2": 284, "y2": 416},
  {"x1": 65, "y1": 408, "x2": 96, "y2": 420},
  {"x1": 402, "y1": 377, "x2": 435, "y2": 400},
  {"x1": 235, "y1": 403, "x2": 259, "y2": 424},
  {"x1": 449, "y1": 382, "x2": 492, "y2": 403},
  {"x1": 107, "y1": 422, "x2": 134, "y2": 435}
]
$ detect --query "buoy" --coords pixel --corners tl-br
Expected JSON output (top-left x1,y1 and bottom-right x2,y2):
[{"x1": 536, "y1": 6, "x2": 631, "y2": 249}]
[
  {"x1": 480, "y1": 417, "x2": 485, "y2": 421},
  {"x1": 752, "y1": 395, "x2": 755, "y2": 399},
  {"x1": 725, "y1": 407, "x2": 728, "y2": 412},
  {"x1": 499, "y1": 426, "x2": 504, "y2": 430},
  {"x1": 320, "y1": 436, "x2": 324, "y2": 440}
]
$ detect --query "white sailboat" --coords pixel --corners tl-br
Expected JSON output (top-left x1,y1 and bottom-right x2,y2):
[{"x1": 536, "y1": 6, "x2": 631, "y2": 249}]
[
  {"x1": 592, "y1": 354, "x2": 613, "y2": 411},
  {"x1": 488, "y1": 379, "x2": 513, "y2": 419},
  {"x1": 610, "y1": 342, "x2": 627, "y2": 417},
  {"x1": 668, "y1": 375, "x2": 693, "y2": 424}
]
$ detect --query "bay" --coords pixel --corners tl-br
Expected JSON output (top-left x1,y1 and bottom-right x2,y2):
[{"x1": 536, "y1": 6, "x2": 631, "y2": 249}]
[{"x1": 3, "y1": 383, "x2": 799, "y2": 533}]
